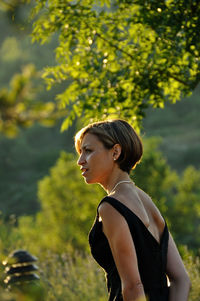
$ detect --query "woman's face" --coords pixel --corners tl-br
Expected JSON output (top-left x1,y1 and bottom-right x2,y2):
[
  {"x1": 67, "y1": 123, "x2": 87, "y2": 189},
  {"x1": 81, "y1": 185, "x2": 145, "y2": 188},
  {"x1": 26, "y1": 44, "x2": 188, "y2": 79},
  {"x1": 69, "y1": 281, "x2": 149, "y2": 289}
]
[{"x1": 77, "y1": 133, "x2": 115, "y2": 185}]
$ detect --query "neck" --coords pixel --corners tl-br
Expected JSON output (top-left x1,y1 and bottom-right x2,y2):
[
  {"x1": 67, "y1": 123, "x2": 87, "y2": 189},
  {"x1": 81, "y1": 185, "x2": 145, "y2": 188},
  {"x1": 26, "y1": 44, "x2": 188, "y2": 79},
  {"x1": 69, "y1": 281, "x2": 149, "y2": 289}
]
[
  {"x1": 99, "y1": 170, "x2": 131, "y2": 194},
  {"x1": 105, "y1": 172, "x2": 132, "y2": 194}
]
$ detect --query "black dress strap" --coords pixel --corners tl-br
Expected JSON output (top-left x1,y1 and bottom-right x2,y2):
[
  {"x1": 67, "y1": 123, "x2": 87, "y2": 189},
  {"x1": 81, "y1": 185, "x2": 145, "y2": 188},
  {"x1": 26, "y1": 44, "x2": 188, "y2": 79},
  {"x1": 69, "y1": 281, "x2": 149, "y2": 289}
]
[{"x1": 97, "y1": 196, "x2": 129, "y2": 220}]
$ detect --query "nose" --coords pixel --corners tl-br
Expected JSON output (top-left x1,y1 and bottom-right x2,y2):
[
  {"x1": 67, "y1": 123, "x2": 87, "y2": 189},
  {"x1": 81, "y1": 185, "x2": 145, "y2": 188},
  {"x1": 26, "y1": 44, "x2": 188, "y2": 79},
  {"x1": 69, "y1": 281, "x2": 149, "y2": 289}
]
[{"x1": 77, "y1": 153, "x2": 85, "y2": 166}]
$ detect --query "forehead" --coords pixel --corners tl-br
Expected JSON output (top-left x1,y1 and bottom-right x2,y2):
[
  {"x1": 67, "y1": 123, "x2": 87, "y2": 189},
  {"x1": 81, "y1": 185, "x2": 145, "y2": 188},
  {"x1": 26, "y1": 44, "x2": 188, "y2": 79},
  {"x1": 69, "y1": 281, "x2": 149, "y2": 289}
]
[{"x1": 81, "y1": 133, "x2": 102, "y2": 148}]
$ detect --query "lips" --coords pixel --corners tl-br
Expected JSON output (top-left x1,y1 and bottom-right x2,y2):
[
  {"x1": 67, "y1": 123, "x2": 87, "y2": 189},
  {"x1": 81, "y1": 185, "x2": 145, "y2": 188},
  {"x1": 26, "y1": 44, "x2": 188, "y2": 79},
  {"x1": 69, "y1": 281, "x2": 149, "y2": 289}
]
[{"x1": 81, "y1": 167, "x2": 88, "y2": 176}]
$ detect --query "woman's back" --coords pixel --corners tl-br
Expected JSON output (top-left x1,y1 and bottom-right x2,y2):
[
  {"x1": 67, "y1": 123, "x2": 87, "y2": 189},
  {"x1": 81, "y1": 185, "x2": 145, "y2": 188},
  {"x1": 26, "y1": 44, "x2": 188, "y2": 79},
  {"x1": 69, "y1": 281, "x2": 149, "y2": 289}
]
[{"x1": 110, "y1": 184, "x2": 166, "y2": 245}]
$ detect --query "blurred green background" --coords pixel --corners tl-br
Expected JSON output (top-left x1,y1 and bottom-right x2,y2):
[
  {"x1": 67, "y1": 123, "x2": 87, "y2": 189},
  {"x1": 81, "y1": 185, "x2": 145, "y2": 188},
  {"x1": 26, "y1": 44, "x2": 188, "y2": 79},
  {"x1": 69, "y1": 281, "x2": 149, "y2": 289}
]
[{"x1": 0, "y1": 1, "x2": 200, "y2": 300}]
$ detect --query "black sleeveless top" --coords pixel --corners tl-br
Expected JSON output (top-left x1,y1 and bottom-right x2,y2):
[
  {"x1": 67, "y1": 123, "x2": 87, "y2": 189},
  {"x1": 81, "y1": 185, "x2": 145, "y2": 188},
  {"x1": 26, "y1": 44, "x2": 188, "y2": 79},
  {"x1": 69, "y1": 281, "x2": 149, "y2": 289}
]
[{"x1": 89, "y1": 196, "x2": 169, "y2": 301}]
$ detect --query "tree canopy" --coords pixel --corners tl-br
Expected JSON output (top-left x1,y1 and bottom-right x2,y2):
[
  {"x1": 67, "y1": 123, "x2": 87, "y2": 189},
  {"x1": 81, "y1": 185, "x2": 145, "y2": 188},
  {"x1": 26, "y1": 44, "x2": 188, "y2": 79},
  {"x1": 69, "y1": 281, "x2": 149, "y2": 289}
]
[
  {"x1": 0, "y1": 64, "x2": 61, "y2": 137},
  {"x1": 31, "y1": 0, "x2": 200, "y2": 130}
]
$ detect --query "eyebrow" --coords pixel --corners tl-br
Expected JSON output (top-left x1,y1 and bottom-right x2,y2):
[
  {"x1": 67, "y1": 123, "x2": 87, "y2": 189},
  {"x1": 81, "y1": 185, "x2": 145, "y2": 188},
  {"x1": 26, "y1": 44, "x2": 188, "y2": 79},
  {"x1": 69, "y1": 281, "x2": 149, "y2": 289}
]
[{"x1": 80, "y1": 144, "x2": 91, "y2": 151}]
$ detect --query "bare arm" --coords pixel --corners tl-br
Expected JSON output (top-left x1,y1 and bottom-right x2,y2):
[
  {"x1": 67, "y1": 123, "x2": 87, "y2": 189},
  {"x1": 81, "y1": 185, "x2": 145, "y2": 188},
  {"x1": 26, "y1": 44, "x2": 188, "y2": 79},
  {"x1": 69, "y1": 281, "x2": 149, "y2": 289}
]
[
  {"x1": 166, "y1": 233, "x2": 191, "y2": 301},
  {"x1": 99, "y1": 202, "x2": 146, "y2": 301}
]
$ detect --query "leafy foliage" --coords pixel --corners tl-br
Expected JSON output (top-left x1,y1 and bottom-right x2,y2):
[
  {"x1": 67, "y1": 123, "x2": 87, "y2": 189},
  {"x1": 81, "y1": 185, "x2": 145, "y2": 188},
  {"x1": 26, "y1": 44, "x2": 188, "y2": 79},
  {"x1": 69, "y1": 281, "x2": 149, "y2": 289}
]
[
  {"x1": 0, "y1": 0, "x2": 26, "y2": 13},
  {"x1": 0, "y1": 64, "x2": 67, "y2": 137},
  {"x1": 0, "y1": 4, "x2": 67, "y2": 138},
  {"x1": 31, "y1": 0, "x2": 200, "y2": 129}
]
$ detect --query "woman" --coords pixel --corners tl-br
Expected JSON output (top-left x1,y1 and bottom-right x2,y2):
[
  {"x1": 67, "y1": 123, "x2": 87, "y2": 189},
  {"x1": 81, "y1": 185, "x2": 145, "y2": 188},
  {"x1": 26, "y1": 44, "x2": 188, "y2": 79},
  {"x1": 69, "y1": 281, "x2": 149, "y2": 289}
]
[{"x1": 75, "y1": 119, "x2": 190, "y2": 301}]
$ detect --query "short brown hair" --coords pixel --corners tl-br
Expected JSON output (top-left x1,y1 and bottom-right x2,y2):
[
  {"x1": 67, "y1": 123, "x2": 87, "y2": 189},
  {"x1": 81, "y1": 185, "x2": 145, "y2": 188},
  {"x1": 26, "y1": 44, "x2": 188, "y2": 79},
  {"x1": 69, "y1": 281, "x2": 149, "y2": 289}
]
[{"x1": 75, "y1": 119, "x2": 143, "y2": 174}]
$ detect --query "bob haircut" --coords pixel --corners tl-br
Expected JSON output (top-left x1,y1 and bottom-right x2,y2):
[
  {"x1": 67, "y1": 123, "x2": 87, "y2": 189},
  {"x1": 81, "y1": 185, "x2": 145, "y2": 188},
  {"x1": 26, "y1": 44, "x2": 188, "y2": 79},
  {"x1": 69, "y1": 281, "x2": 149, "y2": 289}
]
[{"x1": 75, "y1": 119, "x2": 143, "y2": 174}]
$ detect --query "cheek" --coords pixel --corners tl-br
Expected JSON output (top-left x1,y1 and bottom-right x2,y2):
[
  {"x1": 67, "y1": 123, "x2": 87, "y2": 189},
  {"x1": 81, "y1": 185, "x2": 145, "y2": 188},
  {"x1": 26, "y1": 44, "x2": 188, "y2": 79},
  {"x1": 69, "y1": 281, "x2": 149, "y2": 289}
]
[
  {"x1": 87, "y1": 150, "x2": 112, "y2": 168},
  {"x1": 86, "y1": 153, "x2": 93, "y2": 162},
  {"x1": 99, "y1": 154, "x2": 113, "y2": 170}
]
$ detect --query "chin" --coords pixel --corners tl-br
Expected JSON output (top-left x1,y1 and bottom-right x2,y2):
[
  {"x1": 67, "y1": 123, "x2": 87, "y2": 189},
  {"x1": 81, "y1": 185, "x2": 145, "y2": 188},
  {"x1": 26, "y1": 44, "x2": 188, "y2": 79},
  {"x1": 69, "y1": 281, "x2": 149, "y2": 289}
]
[{"x1": 84, "y1": 177, "x2": 96, "y2": 184}]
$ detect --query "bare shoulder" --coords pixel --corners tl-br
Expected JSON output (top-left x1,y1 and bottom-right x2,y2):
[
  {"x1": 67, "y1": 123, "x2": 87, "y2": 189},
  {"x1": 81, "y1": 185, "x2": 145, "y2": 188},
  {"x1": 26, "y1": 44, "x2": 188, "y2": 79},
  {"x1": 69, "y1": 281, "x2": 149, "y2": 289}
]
[
  {"x1": 98, "y1": 201, "x2": 128, "y2": 236},
  {"x1": 98, "y1": 201, "x2": 123, "y2": 221}
]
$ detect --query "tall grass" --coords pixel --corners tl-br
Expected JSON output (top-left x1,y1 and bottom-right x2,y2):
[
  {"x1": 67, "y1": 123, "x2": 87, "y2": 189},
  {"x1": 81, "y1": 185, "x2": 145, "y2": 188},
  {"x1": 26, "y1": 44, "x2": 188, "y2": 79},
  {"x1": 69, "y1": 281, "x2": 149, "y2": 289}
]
[
  {"x1": 39, "y1": 252, "x2": 107, "y2": 301},
  {"x1": 184, "y1": 250, "x2": 200, "y2": 301},
  {"x1": 0, "y1": 249, "x2": 199, "y2": 300}
]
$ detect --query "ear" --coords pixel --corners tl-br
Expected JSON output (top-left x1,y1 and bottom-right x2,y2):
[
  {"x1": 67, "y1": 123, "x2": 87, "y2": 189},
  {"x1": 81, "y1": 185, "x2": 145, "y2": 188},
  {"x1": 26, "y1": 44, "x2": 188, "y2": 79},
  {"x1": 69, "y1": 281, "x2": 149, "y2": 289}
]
[{"x1": 112, "y1": 144, "x2": 122, "y2": 161}]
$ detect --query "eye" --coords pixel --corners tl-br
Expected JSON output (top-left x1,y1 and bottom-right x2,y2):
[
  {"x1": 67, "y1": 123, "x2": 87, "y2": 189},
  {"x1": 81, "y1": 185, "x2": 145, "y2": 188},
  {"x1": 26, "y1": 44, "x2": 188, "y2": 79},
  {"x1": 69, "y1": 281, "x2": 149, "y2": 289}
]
[{"x1": 85, "y1": 148, "x2": 92, "y2": 153}]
